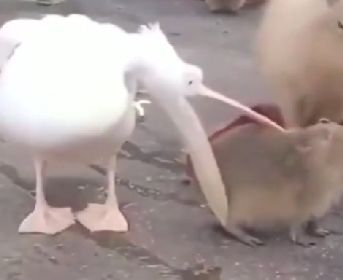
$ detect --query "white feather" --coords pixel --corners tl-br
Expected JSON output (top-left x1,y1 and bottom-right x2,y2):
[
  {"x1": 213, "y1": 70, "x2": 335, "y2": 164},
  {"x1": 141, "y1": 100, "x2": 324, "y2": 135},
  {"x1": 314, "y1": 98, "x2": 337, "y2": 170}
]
[
  {"x1": 0, "y1": 15, "x2": 133, "y2": 156},
  {"x1": 0, "y1": 18, "x2": 40, "y2": 70}
]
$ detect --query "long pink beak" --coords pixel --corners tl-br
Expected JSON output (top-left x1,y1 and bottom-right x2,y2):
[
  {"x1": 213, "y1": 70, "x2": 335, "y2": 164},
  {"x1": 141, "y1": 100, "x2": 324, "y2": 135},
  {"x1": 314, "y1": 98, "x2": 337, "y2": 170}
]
[{"x1": 198, "y1": 85, "x2": 285, "y2": 132}]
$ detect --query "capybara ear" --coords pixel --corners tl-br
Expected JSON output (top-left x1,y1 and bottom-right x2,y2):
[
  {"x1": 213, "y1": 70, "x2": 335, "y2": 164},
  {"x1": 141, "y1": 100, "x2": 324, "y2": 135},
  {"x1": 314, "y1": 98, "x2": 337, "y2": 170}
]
[{"x1": 318, "y1": 118, "x2": 331, "y2": 124}]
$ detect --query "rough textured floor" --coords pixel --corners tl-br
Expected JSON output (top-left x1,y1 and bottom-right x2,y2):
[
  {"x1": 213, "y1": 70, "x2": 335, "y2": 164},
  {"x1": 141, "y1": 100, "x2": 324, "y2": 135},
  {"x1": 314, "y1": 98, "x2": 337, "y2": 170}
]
[{"x1": 0, "y1": 0, "x2": 343, "y2": 279}]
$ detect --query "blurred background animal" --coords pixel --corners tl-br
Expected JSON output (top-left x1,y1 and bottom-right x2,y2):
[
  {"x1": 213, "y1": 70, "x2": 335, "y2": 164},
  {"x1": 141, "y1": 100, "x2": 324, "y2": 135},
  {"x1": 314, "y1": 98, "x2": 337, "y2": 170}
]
[{"x1": 257, "y1": 0, "x2": 343, "y2": 128}]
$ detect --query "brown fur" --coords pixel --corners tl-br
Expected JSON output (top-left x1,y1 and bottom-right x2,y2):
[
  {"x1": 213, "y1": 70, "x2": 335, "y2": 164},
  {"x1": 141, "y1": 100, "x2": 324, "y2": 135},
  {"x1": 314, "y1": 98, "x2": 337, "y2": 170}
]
[
  {"x1": 257, "y1": 0, "x2": 343, "y2": 128},
  {"x1": 185, "y1": 103, "x2": 285, "y2": 178},
  {"x1": 187, "y1": 119, "x2": 343, "y2": 246}
]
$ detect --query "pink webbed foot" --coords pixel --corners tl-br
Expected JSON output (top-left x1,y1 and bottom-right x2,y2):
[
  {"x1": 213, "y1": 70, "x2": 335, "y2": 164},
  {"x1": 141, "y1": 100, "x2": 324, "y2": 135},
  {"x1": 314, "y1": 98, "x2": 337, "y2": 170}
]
[
  {"x1": 19, "y1": 206, "x2": 75, "y2": 235},
  {"x1": 76, "y1": 203, "x2": 128, "y2": 232},
  {"x1": 20, "y1": 157, "x2": 75, "y2": 235}
]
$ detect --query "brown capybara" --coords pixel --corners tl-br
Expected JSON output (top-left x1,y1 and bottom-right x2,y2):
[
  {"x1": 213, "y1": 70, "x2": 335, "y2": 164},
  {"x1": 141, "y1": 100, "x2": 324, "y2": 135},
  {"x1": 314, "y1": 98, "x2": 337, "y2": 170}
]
[{"x1": 186, "y1": 117, "x2": 343, "y2": 247}]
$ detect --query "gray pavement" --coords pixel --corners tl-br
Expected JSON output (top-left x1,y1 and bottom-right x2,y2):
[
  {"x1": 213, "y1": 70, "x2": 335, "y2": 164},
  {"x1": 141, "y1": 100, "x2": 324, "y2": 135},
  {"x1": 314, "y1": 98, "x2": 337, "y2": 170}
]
[{"x1": 0, "y1": 0, "x2": 343, "y2": 280}]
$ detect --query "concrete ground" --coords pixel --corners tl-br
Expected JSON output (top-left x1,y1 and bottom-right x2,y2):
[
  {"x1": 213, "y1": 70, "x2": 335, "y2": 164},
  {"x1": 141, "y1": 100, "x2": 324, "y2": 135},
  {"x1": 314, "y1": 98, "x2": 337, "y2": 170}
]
[{"x1": 0, "y1": 0, "x2": 343, "y2": 280}]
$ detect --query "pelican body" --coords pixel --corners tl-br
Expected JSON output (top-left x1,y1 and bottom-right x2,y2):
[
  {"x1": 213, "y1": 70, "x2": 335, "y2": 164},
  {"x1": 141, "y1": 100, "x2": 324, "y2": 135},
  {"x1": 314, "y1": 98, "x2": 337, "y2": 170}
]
[
  {"x1": 0, "y1": 14, "x2": 223, "y2": 234},
  {"x1": 0, "y1": 15, "x2": 141, "y2": 233}
]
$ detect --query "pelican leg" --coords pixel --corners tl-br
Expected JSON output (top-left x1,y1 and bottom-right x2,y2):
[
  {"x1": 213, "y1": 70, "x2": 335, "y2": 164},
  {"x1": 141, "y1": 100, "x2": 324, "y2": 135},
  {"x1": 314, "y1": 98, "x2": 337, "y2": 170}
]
[
  {"x1": 19, "y1": 158, "x2": 75, "y2": 235},
  {"x1": 76, "y1": 157, "x2": 128, "y2": 232}
]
